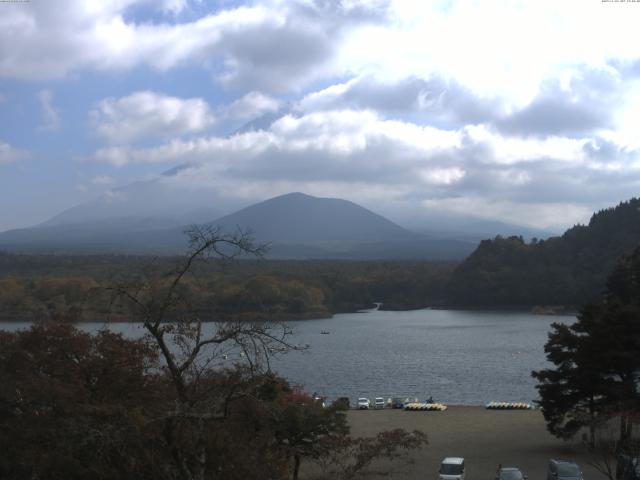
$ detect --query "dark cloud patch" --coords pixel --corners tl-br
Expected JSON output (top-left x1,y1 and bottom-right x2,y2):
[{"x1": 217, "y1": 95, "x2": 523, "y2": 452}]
[
  {"x1": 582, "y1": 138, "x2": 632, "y2": 162},
  {"x1": 218, "y1": 24, "x2": 335, "y2": 91},
  {"x1": 293, "y1": 0, "x2": 392, "y2": 26},
  {"x1": 217, "y1": 1, "x2": 392, "y2": 91},
  {"x1": 496, "y1": 68, "x2": 618, "y2": 136},
  {"x1": 497, "y1": 96, "x2": 604, "y2": 136},
  {"x1": 301, "y1": 75, "x2": 502, "y2": 127}
]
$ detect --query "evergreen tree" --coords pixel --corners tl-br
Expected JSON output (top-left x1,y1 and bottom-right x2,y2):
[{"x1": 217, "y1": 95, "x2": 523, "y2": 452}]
[{"x1": 532, "y1": 247, "x2": 640, "y2": 446}]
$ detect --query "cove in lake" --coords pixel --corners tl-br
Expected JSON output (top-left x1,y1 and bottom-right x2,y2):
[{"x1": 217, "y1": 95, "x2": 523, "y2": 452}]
[{"x1": 0, "y1": 308, "x2": 573, "y2": 406}]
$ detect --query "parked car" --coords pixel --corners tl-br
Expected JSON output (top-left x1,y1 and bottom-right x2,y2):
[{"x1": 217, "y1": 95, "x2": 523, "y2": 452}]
[
  {"x1": 496, "y1": 465, "x2": 527, "y2": 480},
  {"x1": 439, "y1": 457, "x2": 465, "y2": 480},
  {"x1": 357, "y1": 397, "x2": 371, "y2": 409},
  {"x1": 390, "y1": 397, "x2": 404, "y2": 409},
  {"x1": 547, "y1": 459, "x2": 583, "y2": 480},
  {"x1": 617, "y1": 454, "x2": 640, "y2": 480},
  {"x1": 374, "y1": 397, "x2": 385, "y2": 409}
]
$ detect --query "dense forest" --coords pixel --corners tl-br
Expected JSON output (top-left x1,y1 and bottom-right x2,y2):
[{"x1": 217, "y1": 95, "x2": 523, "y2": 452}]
[
  {"x1": 448, "y1": 198, "x2": 640, "y2": 308},
  {"x1": 0, "y1": 252, "x2": 454, "y2": 322}
]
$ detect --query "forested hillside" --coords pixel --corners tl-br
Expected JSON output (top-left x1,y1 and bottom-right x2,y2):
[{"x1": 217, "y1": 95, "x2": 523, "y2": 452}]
[
  {"x1": 0, "y1": 253, "x2": 454, "y2": 322},
  {"x1": 447, "y1": 198, "x2": 640, "y2": 307}
]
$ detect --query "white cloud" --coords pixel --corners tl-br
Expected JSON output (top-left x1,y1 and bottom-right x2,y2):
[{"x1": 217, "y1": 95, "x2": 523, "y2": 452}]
[
  {"x1": 90, "y1": 91, "x2": 215, "y2": 144},
  {"x1": 338, "y1": 0, "x2": 640, "y2": 107},
  {"x1": 463, "y1": 125, "x2": 589, "y2": 165},
  {"x1": 298, "y1": 75, "x2": 503, "y2": 126},
  {"x1": 37, "y1": 89, "x2": 61, "y2": 131},
  {"x1": 0, "y1": 1, "x2": 385, "y2": 91},
  {"x1": 419, "y1": 167, "x2": 466, "y2": 186},
  {"x1": 421, "y1": 197, "x2": 592, "y2": 230},
  {"x1": 91, "y1": 109, "x2": 462, "y2": 168},
  {"x1": 91, "y1": 175, "x2": 115, "y2": 185},
  {"x1": 88, "y1": 105, "x2": 640, "y2": 229},
  {"x1": 226, "y1": 91, "x2": 281, "y2": 120},
  {"x1": 2, "y1": 0, "x2": 640, "y2": 101},
  {"x1": 92, "y1": 146, "x2": 131, "y2": 167},
  {"x1": 0, "y1": 141, "x2": 30, "y2": 165}
]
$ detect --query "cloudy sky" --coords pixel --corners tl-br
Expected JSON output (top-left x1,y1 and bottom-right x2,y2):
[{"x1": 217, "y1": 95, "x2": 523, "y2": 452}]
[{"x1": 1, "y1": 0, "x2": 640, "y2": 232}]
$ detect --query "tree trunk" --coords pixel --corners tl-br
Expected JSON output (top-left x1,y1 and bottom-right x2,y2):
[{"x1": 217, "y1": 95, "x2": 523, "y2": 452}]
[
  {"x1": 195, "y1": 417, "x2": 207, "y2": 480},
  {"x1": 588, "y1": 396, "x2": 596, "y2": 448},
  {"x1": 619, "y1": 414, "x2": 630, "y2": 449},
  {"x1": 293, "y1": 454, "x2": 301, "y2": 480}
]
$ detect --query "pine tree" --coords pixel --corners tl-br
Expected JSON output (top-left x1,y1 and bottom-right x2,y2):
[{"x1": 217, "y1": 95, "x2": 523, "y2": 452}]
[{"x1": 532, "y1": 247, "x2": 640, "y2": 446}]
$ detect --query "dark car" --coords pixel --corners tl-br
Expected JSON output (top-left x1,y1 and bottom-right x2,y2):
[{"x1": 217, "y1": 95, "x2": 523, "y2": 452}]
[
  {"x1": 617, "y1": 454, "x2": 640, "y2": 480},
  {"x1": 496, "y1": 465, "x2": 527, "y2": 480},
  {"x1": 390, "y1": 397, "x2": 404, "y2": 409},
  {"x1": 332, "y1": 397, "x2": 350, "y2": 410},
  {"x1": 547, "y1": 459, "x2": 583, "y2": 480}
]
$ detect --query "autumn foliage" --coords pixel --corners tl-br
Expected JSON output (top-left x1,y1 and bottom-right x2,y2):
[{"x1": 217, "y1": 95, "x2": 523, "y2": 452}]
[{"x1": 0, "y1": 323, "x2": 427, "y2": 480}]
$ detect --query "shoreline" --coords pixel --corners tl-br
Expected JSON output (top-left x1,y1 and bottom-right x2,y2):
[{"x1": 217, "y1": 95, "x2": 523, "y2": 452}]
[{"x1": 0, "y1": 305, "x2": 577, "y2": 325}]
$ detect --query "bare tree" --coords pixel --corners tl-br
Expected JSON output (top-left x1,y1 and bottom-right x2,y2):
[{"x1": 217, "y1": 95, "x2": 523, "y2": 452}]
[
  {"x1": 108, "y1": 225, "x2": 300, "y2": 480},
  {"x1": 582, "y1": 411, "x2": 640, "y2": 480}
]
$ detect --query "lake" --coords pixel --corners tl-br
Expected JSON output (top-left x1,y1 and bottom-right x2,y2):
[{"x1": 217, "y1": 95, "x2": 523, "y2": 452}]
[{"x1": 0, "y1": 308, "x2": 573, "y2": 406}]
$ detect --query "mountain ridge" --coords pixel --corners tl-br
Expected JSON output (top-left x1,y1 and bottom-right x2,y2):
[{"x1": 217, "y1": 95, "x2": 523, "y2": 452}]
[
  {"x1": 448, "y1": 197, "x2": 640, "y2": 306},
  {"x1": 0, "y1": 192, "x2": 475, "y2": 259}
]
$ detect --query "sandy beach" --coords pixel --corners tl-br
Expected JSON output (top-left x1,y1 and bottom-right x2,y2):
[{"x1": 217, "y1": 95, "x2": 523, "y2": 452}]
[{"x1": 338, "y1": 406, "x2": 605, "y2": 480}]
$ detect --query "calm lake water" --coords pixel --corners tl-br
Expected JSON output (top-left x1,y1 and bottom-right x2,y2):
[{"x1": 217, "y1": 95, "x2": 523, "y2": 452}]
[{"x1": 0, "y1": 308, "x2": 574, "y2": 406}]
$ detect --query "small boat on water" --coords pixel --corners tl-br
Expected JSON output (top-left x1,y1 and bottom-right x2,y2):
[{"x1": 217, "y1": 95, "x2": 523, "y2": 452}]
[{"x1": 320, "y1": 330, "x2": 330, "y2": 334}]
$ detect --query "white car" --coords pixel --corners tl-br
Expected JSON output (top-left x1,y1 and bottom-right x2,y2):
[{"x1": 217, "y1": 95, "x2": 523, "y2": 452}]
[
  {"x1": 357, "y1": 397, "x2": 371, "y2": 409},
  {"x1": 374, "y1": 397, "x2": 385, "y2": 409},
  {"x1": 440, "y1": 457, "x2": 466, "y2": 480}
]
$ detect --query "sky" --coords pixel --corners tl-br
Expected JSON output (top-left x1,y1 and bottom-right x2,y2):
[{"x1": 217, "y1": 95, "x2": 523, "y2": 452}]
[{"x1": 1, "y1": 0, "x2": 640, "y2": 232}]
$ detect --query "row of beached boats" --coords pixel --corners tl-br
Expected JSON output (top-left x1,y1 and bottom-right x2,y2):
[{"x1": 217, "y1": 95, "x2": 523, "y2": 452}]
[
  {"x1": 485, "y1": 401, "x2": 534, "y2": 410},
  {"x1": 404, "y1": 402, "x2": 448, "y2": 411},
  {"x1": 356, "y1": 398, "x2": 534, "y2": 411}
]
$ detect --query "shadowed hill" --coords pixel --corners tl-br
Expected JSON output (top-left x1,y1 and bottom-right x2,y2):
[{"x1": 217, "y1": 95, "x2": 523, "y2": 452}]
[
  {"x1": 448, "y1": 198, "x2": 640, "y2": 307},
  {"x1": 211, "y1": 192, "x2": 415, "y2": 243}
]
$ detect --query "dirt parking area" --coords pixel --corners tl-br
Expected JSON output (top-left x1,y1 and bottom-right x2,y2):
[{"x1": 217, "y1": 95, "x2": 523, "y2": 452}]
[{"x1": 342, "y1": 406, "x2": 604, "y2": 480}]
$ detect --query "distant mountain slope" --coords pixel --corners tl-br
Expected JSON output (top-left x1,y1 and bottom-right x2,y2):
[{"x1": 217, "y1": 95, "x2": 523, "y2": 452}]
[
  {"x1": 0, "y1": 217, "x2": 186, "y2": 254},
  {"x1": 447, "y1": 198, "x2": 640, "y2": 307},
  {"x1": 207, "y1": 192, "x2": 476, "y2": 259},
  {"x1": 0, "y1": 192, "x2": 476, "y2": 259},
  {"x1": 211, "y1": 192, "x2": 415, "y2": 243},
  {"x1": 39, "y1": 165, "x2": 229, "y2": 228}
]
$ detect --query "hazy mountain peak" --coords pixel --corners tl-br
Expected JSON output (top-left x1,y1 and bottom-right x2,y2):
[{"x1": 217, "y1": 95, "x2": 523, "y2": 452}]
[{"x1": 210, "y1": 191, "x2": 413, "y2": 243}]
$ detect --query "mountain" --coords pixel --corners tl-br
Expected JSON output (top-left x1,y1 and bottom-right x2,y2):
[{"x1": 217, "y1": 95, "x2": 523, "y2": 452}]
[
  {"x1": 0, "y1": 216, "x2": 186, "y2": 254},
  {"x1": 211, "y1": 192, "x2": 414, "y2": 243},
  {"x1": 206, "y1": 192, "x2": 476, "y2": 259},
  {"x1": 0, "y1": 192, "x2": 476, "y2": 259},
  {"x1": 447, "y1": 198, "x2": 640, "y2": 307},
  {"x1": 39, "y1": 165, "x2": 232, "y2": 228}
]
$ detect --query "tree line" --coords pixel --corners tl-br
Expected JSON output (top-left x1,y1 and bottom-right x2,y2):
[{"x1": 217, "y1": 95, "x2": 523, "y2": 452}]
[
  {"x1": 0, "y1": 251, "x2": 455, "y2": 322},
  {"x1": 448, "y1": 198, "x2": 640, "y2": 308}
]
